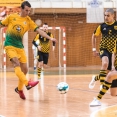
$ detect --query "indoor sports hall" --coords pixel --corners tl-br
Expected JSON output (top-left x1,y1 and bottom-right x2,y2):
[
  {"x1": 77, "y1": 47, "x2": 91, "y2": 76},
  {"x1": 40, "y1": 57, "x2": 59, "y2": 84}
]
[{"x1": 0, "y1": 0, "x2": 117, "y2": 117}]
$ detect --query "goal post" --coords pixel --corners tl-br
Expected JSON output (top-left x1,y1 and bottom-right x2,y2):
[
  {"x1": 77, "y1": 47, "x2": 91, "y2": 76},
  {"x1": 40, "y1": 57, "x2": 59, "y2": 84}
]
[{"x1": 40, "y1": 26, "x2": 66, "y2": 68}]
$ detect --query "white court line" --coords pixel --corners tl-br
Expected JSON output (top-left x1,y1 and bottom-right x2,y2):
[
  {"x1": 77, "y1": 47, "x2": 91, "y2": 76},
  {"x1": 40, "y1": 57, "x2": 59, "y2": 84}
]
[{"x1": 90, "y1": 104, "x2": 117, "y2": 117}]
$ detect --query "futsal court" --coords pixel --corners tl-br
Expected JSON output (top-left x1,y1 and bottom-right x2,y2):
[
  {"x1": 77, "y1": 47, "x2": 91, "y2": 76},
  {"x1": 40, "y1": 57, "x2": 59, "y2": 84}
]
[{"x1": 0, "y1": 66, "x2": 117, "y2": 117}]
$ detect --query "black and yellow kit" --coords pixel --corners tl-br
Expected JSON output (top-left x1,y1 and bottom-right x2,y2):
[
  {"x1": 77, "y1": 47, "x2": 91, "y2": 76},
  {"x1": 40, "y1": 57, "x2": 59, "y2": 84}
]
[
  {"x1": 32, "y1": 31, "x2": 55, "y2": 64},
  {"x1": 32, "y1": 32, "x2": 55, "y2": 53},
  {"x1": 94, "y1": 21, "x2": 117, "y2": 53},
  {"x1": 94, "y1": 21, "x2": 117, "y2": 71}
]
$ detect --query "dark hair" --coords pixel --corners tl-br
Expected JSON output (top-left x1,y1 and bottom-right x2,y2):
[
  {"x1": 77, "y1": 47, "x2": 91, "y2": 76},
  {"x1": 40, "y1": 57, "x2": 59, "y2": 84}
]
[
  {"x1": 105, "y1": 8, "x2": 114, "y2": 15},
  {"x1": 21, "y1": 1, "x2": 31, "y2": 9},
  {"x1": 43, "y1": 23, "x2": 48, "y2": 25}
]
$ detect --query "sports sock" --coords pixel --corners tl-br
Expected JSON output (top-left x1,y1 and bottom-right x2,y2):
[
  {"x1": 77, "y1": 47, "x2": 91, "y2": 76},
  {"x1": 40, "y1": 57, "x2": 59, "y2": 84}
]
[
  {"x1": 14, "y1": 67, "x2": 28, "y2": 86},
  {"x1": 37, "y1": 67, "x2": 41, "y2": 78},
  {"x1": 97, "y1": 81, "x2": 112, "y2": 100},
  {"x1": 99, "y1": 70, "x2": 107, "y2": 85}
]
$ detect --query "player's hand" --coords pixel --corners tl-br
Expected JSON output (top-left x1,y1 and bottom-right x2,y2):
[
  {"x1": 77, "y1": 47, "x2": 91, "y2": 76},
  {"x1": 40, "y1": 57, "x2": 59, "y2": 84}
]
[
  {"x1": 111, "y1": 66, "x2": 115, "y2": 71},
  {"x1": 51, "y1": 38, "x2": 57, "y2": 43},
  {"x1": 93, "y1": 51, "x2": 99, "y2": 57},
  {"x1": 52, "y1": 46, "x2": 55, "y2": 51},
  {"x1": 37, "y1": 45, "x2": 41, "y2": 51}
]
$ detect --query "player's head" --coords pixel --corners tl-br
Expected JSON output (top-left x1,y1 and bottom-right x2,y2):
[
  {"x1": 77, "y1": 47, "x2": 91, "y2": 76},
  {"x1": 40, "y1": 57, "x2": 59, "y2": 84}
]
[
  {"x1": 104, "y1": 8, "x2": 115, "y2": 24},
  {"x1": 20, "y1": 1, "x2": 31, "y2": 17},
  {"x1": 42, "y1": 23, "x2": 48, "y2": 32}
]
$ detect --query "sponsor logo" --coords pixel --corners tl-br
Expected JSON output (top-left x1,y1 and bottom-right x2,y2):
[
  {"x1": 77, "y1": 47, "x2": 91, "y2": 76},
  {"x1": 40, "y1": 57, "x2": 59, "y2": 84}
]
[
  {"x1": 100, "y1": 50, "x2": 104, "y2": 55},
  {"x1": 88, "y1": 0, "x2": 102, "y2": 7},
  {"x1": 114, "y1": 26, "x2": 117, "y2": 30}
]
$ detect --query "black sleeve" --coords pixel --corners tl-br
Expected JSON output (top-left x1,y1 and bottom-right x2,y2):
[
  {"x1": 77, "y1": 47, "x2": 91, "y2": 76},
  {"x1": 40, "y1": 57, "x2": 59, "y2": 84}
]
[
  {"x1": 53, "y1": 41, "x2": 56, "y2": 46},
  {"x1": 32, "y1": 40, "x2": 38, "y2": 47}
]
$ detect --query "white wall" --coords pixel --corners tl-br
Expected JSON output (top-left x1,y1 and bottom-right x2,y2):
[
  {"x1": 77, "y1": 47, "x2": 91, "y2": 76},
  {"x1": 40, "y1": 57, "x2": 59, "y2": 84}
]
[{"x1": 26, "y1": 0, "x2": 116, "y2": 8}]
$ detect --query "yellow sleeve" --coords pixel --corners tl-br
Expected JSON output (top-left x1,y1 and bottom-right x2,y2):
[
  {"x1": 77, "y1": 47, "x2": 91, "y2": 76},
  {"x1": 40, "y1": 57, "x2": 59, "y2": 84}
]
[
  {"x1": 94, "y1": 25, "x2": 101, "y2": 36},
  {"x1": 50, "y1": 33, "x2": 54, "y2": 38},
  {"x1": 1, "y1": 14, "x2": 10, "y2": 26},
  {"x1": 28, "y1": 17, "x2": 38, "y2": 31},
  {"x1": 34, "y1": 34, "x2": 39, "y2": 41}
]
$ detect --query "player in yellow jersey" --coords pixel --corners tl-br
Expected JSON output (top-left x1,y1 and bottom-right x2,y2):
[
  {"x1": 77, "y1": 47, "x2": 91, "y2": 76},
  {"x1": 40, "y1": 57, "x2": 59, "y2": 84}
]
[
  {"x1": 89, "y1": 8, "x2": 117, "y2": 89},
  {"x1": 0, "y1": 1, "x2": 57, "y2": 100},
  {"x1": 90, "y1": 42, "x2": 117, "y2": 106},
  {"x1": 32, "y1": 23, "x2": 55, "y2": 79}
]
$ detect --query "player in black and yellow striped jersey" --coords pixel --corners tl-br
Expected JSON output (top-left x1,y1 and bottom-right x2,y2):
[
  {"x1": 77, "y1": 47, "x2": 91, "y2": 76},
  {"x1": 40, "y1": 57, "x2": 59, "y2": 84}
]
[
  {"x1": 89, "y1": 8, "x2": 117, "y2": 89},
  {"x1": 90, "y1": 41, "x2": 117, "y2": 106},
  {"x1": 0, "y1": 1, "x2": 57, "y2": 100},
  {"x1": 32, "y1": 23, "x2": 55, "y2": 79}
]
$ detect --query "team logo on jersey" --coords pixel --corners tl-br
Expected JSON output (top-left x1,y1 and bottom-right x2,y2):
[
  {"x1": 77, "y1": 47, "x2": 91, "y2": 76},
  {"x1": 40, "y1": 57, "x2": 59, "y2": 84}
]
[
  {"x1": 40, "y1": 36, "x2": 43, "y2": 38},
  {"x1": 24, "y1": 21, "x2": 27, "y2": 25},
  {"x1": 13, "y1": 25, "x2": 24, "y2": 33},
  {"x1": 103, "y1": 28, "x2": 106, "y2": 30},
  {"x1": 114, "y1": 26, "x2": 117, "y2": 30},
  {"x1": 100, "y1": 50, "x2": 104, "y2": 55},
  {"x1": 13, "y1": 18, "x2": 16, "y2": 21}
]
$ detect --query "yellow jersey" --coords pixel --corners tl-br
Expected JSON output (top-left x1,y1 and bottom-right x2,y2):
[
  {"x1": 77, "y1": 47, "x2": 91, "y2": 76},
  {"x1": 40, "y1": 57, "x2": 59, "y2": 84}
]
[{"x1": 0, "y1": 13, "x2": 38, "y2": 48}]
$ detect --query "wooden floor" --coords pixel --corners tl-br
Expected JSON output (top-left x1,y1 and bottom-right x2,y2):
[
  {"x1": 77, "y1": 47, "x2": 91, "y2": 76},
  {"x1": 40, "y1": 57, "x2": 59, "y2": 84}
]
[{"x1": 0, "y1": 66, "x2": 117, "y2": 117}]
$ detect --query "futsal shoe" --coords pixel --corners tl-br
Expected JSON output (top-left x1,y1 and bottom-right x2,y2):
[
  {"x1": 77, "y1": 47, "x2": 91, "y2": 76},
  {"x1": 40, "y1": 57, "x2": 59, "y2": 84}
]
[
  {"x1": 89, "y1": 75, "x2": 96, "y2": 89},
  {"x1": 15, "y1": 87, "x2": 26, "y2": 100},
  {"x1": 89, "y1": 98, "x2": 101, "y2": 107},
  {"x1": 26, "y1": 81, "x2": 39, "y2": 90}
]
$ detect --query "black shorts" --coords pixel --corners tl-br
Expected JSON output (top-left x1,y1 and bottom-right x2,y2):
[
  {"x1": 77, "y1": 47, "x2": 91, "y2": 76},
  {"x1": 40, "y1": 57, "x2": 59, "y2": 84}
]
[
  {"x1": 111, "y1": 79, "x2": 117, "y2": 88},
  {"x1": 99, "y1": 49, "x2": 112, "y2": 70},
  {"x1": 38, "y1": 51, "x2": 49, "y2": 64}
]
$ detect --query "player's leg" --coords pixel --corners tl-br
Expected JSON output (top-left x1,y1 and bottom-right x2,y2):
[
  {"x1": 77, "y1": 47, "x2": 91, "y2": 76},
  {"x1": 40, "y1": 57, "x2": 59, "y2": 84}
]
[
  {"x1": 90, "y1": 70, "x2": 117, "y2": 106},
  {"x1": 37, "y1": 51, "x2": 43, "y2": 79},
  {"x1": 110, "y1": 79, "x2": 117, "y2": 96},
  {"x1": 34, "y1": 48, "x2": 38, "y2": 70},
  {"x1": 32, "y1": 46, "x2": 38, "y2": 70},
  {"x1": 89, "y1": 49, "x2": 111, "y2": 89},
  {"x1": 43, "y1": 53, "x2": 49, "y2": 68},
  {"x1": 15, "y1": 63, "x2": 28, "y2": 100},
  {"x1": 89, "y1": 56, "x2": 108, "y2": 89},
  {"x1": 5, "y1": 46, "x2": 39, "y2": 99}
]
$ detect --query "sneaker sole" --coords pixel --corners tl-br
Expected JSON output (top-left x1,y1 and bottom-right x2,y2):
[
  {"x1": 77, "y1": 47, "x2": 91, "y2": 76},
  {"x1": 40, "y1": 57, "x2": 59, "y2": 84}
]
[{"x1": 90, "y1": 104, "x2": 101, "y2": 107}]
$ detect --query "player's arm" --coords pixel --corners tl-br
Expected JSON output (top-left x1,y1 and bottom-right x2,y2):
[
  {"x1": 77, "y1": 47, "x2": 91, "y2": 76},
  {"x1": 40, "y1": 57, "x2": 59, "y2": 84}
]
[
  {"x1": 32, "y1": 34, "x2": 41, "y2": 51},
  {"x1": 0, "y1": 14, "x2": 10, "y2": 27},
  {"x1": 32, "y1": 34, "x2": 39, "y2": 47},
  {"x1": 92, "y1": 25, "x2": 101, "y2": 57},
  {"x1": 36, "y1": 28, "x2": 57, "y2": 43},
  {"x1": 50, "y1": 33, "x2": 56, "y2": 51},
  {"x1": 112, "y1": 42, "x2": 116, "y2": 71},
  {"x1": 29, "y1": 19, "x2": 57, "y2": 43},
  {"x1": 112, "y1": 53, "x2": 116, "y2": 71}
]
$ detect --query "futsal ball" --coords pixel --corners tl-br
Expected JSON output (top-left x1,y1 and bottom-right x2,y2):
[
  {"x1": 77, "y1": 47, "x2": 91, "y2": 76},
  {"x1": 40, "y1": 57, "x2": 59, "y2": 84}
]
[{"x1": 57, "y1": 82, "x2": 69, "y2": 94}]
